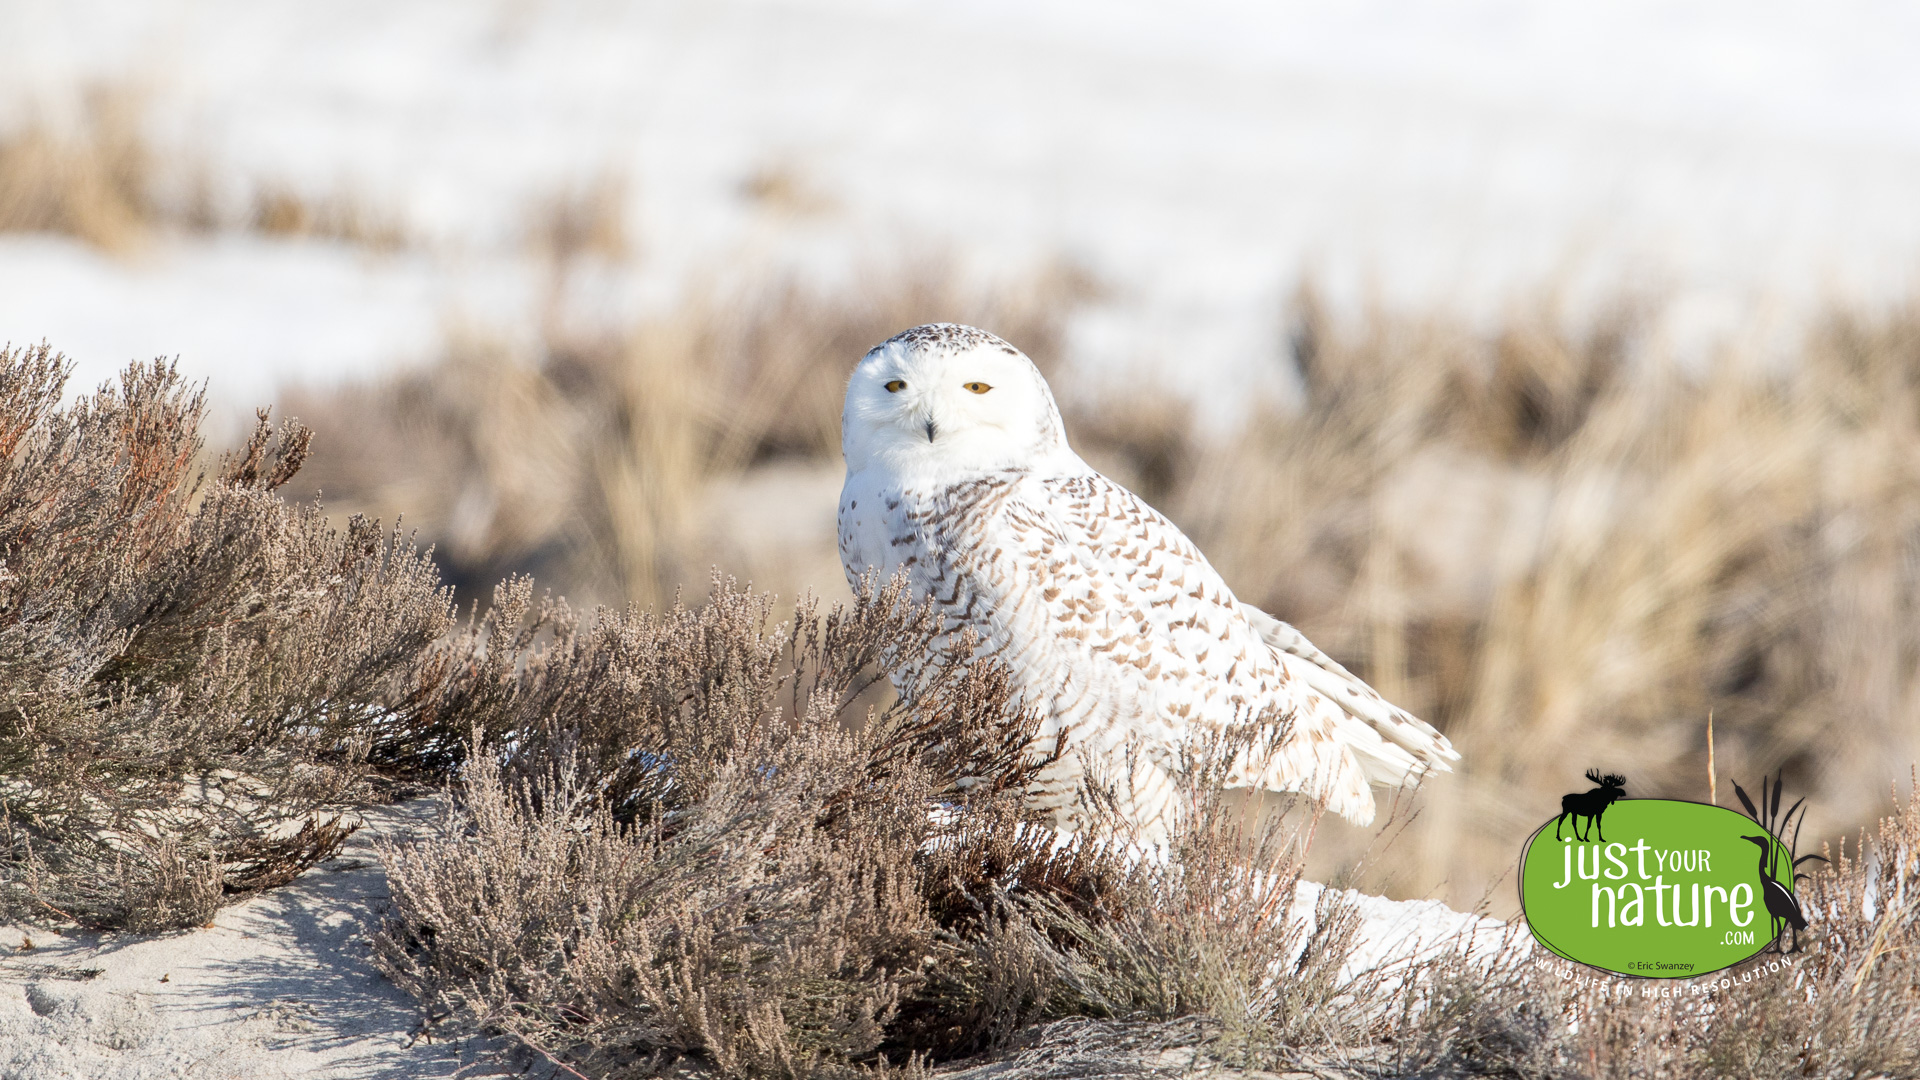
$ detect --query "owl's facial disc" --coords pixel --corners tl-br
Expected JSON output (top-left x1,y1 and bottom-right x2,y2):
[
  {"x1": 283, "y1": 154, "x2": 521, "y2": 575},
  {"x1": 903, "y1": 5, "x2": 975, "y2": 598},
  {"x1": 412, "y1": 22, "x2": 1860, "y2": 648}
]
[{"x1": 841, "y1": 326, "x2": 1070, "y2": 476}]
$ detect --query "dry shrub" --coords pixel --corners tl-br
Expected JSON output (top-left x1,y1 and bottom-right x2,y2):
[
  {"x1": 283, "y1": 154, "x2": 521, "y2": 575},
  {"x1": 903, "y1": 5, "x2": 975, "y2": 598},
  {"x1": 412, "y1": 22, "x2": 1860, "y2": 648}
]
[
  {"x1": 908, "y1": 736, "x2": 1381, "y2": 1072},
  {"x1": 0, "y1": 344, "x2": 456, "y2": 929},
  {"x1": 281, "y1": 260, "x2": 1096, "y2": 609},
  {"x1": 375, "y1": 573, "x2": 1027, "y2": 1077},
  {"x1": 1393, "y1": 778, "x2": 1920, "y2": 1078},
  {"x1": 1172, "y1": 293, "x2": 1920, "y2": 908},
  {"x1": 376, "y1": 745, "x2": 932, "y2": 1080},
  {"x1": 373, "y1": 576, "x2": 1368, "y2": 1078}
]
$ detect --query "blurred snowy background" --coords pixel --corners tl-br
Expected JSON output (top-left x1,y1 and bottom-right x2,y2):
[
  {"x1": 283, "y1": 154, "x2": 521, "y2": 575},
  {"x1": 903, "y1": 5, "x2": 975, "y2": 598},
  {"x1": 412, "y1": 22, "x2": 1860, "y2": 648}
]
[
  {"x1": 7, "y1": 0, "x2": 1920, "y2": 908},
  {"x1": 5, "y1": 0, "x2": 1919, "y2": 408}
]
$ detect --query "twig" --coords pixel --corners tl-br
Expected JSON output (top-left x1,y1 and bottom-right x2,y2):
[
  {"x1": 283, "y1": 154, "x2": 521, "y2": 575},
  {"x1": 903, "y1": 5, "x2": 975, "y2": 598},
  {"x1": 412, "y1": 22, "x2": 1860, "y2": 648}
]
[
  {"x1": 34, "y1": 896, "x2": 81, "y2": 925},
  {"x1": 1851, "y1": 898, "x2": 1915, "y2": 998},
  {"x1": 403, "y1": 1011, "x2": 453, "y2": 1047},
  {"x1": 497, "y1": 1022, "x2": 597, "y2": 1080},
  {"x1": 1706, "y1": 710, "x2": 1715, "y2": 806}
]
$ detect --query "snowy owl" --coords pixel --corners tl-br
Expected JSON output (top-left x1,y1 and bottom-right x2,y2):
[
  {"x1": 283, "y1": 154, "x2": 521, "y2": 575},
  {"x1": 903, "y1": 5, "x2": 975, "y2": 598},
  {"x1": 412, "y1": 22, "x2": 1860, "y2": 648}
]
[{"x1": 837, "y1": 323, "x2": 1457, "y2": 835}]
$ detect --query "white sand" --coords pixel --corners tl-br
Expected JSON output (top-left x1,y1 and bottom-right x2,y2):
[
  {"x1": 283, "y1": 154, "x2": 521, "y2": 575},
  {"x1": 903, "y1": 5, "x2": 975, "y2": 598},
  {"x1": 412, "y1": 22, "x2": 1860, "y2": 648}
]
[{"x1": 0, "y1": 801, "x2": 505, "y2": 1080}]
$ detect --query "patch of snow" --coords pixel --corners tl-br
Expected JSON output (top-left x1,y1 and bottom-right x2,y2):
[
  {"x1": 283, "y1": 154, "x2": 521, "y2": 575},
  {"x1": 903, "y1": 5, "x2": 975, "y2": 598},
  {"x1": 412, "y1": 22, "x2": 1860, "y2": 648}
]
[
  {"x1": 1, "y1": 0, "x2": 1918, "y2": 412},
  {"x1": 1300, "y1": 878, "x2": 1524, "y2": 984},
  {"x1": 0, "y1": 235, "x2": 555, "y2": 422}
]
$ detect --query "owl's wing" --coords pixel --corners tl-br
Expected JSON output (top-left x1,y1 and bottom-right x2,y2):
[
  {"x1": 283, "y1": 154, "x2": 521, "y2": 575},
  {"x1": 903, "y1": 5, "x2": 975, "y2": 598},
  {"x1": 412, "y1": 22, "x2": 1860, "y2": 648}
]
[
  {"x1": 1240, "y1": 606, "x2": 1461, "y2": 783},
  {"x1": 1017, "y1": 471, "x2": 1453, "y2": 827}
]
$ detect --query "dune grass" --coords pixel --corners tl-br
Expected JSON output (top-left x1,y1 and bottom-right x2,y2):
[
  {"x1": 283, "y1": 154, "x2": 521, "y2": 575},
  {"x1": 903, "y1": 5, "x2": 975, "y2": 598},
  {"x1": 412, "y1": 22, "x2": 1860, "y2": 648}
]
[{"x1": 276, "y1": 260, "x2": 1096, "y2": 611}]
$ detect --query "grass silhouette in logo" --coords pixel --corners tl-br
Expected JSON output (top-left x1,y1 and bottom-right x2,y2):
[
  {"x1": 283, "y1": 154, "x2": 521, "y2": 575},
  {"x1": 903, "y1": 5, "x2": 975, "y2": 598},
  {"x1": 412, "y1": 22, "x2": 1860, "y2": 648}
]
[
  {"x1": 1733, "y1": 772, "x2": 1828, "y2": 954},
  {"x1": 1555, "y1": 768, "x2": 1627, "y2": 842}
]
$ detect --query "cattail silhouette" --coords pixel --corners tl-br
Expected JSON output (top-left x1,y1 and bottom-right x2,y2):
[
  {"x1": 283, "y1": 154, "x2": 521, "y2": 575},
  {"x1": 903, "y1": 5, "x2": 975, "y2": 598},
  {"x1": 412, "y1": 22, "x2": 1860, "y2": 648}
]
[
  {"x1": 1732, "y1": 772, "x2": 1829, "y2": 954},
  {"x1": 1555, "y1": 769, "x2": 1627, "y2": 842}
]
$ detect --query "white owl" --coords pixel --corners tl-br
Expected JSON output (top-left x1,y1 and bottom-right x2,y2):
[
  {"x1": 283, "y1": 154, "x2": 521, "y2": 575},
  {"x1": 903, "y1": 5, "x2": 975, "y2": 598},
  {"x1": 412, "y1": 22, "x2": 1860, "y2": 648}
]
[{"x1": 837, "y1": 324, "x2": 1457, "y2": 835}]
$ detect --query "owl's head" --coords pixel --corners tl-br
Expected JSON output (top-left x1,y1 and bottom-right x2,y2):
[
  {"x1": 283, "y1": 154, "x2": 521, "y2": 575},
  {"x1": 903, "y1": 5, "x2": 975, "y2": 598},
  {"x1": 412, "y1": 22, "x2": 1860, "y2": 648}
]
[{"x1": 842, "y1": 324, "x2": 1075, "y2": 477}]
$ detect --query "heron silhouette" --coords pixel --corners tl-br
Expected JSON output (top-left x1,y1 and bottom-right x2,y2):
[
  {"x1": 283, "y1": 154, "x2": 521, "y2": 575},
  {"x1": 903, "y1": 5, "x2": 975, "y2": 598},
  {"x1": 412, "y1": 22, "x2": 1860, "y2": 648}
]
[
  {"x1": 1741, "y1": 834, "x2": 1808, "y2": 954},
  {"x1": 1731, "y1": 772, "x2": 1828, "y2": 954}
]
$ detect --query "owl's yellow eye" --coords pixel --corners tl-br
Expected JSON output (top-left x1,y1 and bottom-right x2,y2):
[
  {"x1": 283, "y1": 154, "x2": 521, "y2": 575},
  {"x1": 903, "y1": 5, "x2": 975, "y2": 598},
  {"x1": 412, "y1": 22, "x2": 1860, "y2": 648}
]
[
  {"x1": 963, "y1": 382, "x2": 993, "y2": 394},
  {"x1": 884, "y1": 379, "x2": 906, "y2": 393}
]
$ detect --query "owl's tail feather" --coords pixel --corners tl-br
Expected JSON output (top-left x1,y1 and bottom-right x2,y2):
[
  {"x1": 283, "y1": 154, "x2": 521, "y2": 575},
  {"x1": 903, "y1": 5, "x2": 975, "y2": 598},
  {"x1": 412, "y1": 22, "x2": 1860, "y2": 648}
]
[
  {"x1": 1226, "y1": 724, "x2": 1380, "y2": 826},
  {"x1": 1285, "y1": 655, "x2": 1454, "y2": 782},
  {"x1": 1242, "y1": 607, "x2": 1460, "y2": 779}
]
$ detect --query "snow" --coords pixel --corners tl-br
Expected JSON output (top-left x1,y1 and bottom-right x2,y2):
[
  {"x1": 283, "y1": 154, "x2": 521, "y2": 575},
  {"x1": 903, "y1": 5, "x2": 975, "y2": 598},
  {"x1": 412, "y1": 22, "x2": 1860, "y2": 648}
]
[
  {"x1": 1306, "y1": 879, "x2": 1523, "y2": 986},
  {"x1": 0, "y1": 236, "x2": 549, "y2": 411},
  {"x1": 3, "y1": 0, "x2": 1920, "y2": 409}
]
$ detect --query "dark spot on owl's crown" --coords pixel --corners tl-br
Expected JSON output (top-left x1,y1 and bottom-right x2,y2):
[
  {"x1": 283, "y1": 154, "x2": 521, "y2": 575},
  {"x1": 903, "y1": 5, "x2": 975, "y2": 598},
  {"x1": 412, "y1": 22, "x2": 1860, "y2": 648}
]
[{"x1": 882, "y1": 323, "x2": 1021, "y2": 357}]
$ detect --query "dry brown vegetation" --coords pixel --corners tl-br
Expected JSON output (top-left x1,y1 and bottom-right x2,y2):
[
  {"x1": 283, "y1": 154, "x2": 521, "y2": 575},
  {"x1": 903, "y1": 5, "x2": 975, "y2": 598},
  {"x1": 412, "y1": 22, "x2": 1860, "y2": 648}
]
[
  {"x1": 0, "y1": 82, "x2": 642, "y2": 257},
  {"x1": 0, "y1": 87, "x2": 156, "y2": 251},
  {"x1": 368, "y1": 573, "x2": 1920, "y2": 1079},
  {"x1": 265, "y1": 262, "x2": 1920, "y2": 1072},
  {"x1": 2, "y1": 338, "x2": 1387, "y2": 1076},
  {"x1": 372, "y1": 574, "x2": 1379, "y2": 1079},
  {"x1": 530, "y1": 170, "x2": 634, "y2": 264},
  {"x1": 247, "y1": 182, "x2": 408, "y2": 251},
  {"x1": 1183, "y1": 293, "x2": 1920, "y2": 909},
  {"x1": 0, "y1": 84, "x2": 407, "y2": 251},
  {"x1": 0, "y1": 344, "x2": 456, "y2": 929}
]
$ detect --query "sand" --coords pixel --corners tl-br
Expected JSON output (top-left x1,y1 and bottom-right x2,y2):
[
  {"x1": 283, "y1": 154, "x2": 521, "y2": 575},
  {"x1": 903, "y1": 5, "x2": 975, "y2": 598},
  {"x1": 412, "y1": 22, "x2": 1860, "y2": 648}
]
[
  {"x1": 0, "y1": 801, "x2": 505, "y2": 1080},
  {"x1": 0, "y1": 800, "x2": 1512, "y2": 1079}
]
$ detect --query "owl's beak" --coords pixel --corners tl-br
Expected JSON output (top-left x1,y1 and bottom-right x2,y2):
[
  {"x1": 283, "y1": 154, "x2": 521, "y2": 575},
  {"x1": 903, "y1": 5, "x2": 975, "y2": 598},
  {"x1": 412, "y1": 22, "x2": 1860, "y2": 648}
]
[{"x1": 924, "y1": 418, "x2": 937, "y2": 442}]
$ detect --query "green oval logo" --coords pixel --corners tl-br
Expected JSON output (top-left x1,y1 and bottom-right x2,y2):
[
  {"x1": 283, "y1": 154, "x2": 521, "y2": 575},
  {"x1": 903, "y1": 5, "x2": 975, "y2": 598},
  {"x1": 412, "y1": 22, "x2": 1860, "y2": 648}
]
[{"x1": 1520, "y1": 799, "x2": 1799, "y2": 978}]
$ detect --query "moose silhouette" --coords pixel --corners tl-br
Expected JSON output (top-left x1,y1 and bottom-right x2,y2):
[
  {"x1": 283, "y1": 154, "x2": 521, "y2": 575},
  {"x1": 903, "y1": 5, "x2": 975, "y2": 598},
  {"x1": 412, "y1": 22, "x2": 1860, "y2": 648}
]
[{"x1": 1554, "y1": 769, "x2": 1627, "y2": 842}]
